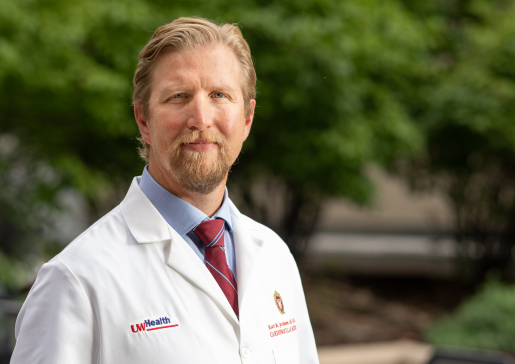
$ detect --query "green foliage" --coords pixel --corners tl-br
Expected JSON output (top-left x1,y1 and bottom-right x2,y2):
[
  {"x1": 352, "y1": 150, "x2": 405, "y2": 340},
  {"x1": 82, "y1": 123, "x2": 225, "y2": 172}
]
[
  {"x1": 233, "y1": 0, "x2": 428, "y2": 200},
  {"x1": 0, "y1": 0, "x2": 159, "y2": 290},
  {"x1": 396, "y1": 0, "x2": 515, "y2": 278},
  {"x1": 0, "y1": 0, "x2": 155, "y2": 196},
  {"x1": 210, "y1": 0, "x2": 432, "y2": 255},
  {"x1": 0, "y1": 251, "x2": 31, "y2": 293},
  {"x1": 425, "y1": 279, "x2": 515, "y2": 351},
  {"x1": 0, "y1": 0, "x2": 432, "y2": 264},
  {"x1": 2, "y1": 0, "x2": 514, "y2": 268},
  {"x1": 0, "y1": 134, "x2": 61, "y2": 291}
]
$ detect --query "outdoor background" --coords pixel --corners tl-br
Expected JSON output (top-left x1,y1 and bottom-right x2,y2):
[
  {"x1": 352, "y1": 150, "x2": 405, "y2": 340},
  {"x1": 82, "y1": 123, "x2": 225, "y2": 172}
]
[{"x1": 2, "y1": 0, "x2": 515, "y2": 361}]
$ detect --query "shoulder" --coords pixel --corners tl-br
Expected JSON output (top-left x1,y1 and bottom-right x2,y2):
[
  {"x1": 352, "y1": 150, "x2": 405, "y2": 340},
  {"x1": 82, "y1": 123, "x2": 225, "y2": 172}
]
[
  {"x1": 20, "y1": 207, "x2": 131, "y2": 322},
  {"x1": 47, "y1": 205, "x2": 136, "y2": 276},
  {"x1": 54, "y1": 205, "x2": 131, "y2": 255},
  {"x1": 49, "y1": 177, "x2": 165, "y2": 272}
]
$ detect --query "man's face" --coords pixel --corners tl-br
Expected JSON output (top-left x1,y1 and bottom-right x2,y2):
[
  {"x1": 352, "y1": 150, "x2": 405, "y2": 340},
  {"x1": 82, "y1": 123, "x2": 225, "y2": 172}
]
[{"x1": 136, "y1": 45, "x2": 255, "y2": 194}]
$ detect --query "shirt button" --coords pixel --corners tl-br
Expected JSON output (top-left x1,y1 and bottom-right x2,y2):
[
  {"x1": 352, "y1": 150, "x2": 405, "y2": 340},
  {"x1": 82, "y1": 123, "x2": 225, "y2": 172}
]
[{"x1": 240, "y1": 346, "x2": 250, "y2": 358}]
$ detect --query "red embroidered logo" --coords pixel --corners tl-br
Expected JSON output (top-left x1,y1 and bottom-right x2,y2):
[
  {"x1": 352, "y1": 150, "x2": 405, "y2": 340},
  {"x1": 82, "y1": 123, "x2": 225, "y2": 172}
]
[
  {"x1": 130, "y1": 316, "x2": 178, "y2": 333},
  {"x1": 274, "y1": 291, "x2": 285, "y2": 315}
]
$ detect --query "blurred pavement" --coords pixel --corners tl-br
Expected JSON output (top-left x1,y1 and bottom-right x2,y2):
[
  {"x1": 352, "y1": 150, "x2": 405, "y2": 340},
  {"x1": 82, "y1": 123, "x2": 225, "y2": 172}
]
[{"x1": 318, "y1": 341, "x2": 433, "y2": 364}]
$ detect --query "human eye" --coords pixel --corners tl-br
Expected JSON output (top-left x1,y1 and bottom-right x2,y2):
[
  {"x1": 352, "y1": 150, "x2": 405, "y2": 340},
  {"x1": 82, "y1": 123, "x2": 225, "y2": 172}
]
[
  {"x1": 172, "y1": 93, "x2": 185, "y2": 98},
  {"x1": 212, "y1": 92, "x2": 226, "y2": 99}
]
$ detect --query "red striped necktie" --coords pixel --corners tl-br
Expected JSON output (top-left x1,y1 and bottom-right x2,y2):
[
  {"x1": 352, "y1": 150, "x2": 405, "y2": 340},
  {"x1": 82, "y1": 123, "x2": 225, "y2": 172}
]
[{"x1": 194, "y1": 219, "x2": 239, "y2": 318}]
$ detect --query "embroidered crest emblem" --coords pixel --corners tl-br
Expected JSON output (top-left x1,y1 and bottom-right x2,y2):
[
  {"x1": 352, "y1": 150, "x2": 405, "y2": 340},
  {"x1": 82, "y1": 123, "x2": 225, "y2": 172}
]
[{"x1": 274, "y1": 291, "x2": 285, "y2": 315}]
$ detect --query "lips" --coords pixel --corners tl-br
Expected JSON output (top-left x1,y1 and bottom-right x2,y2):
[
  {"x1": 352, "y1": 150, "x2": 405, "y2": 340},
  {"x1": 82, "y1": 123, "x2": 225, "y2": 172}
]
[
  {"x1": 182, "y1": 140, "x2": 218, "y2": 152},
  {"x1": 184, "y1": 141, "x2": 216, "y2": 145}
]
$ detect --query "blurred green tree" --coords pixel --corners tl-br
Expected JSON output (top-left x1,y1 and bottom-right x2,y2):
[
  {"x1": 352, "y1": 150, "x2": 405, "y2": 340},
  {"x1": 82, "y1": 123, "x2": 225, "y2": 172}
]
[
  {"x1": 0, "y1": 0, "x2": 432, "y2": 289},
  {"x1": 0, "y1": 0, "x2": 156, "y2": 291},
  {"x1": 396, "y1": 0, "x2": 515, "y2": 281},
  {"x1": 224, "y1": 0, "x2": 431, "y2": 257}
]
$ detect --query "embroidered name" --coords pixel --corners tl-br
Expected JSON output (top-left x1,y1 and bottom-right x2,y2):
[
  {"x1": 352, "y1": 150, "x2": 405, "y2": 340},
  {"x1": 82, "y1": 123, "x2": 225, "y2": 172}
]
[
  {"x1": 268, "y1": 317, "x2": 296, "y2": 337},
  {"x1": 130, "y1": 316, "x2": 178, "y2": 333}
]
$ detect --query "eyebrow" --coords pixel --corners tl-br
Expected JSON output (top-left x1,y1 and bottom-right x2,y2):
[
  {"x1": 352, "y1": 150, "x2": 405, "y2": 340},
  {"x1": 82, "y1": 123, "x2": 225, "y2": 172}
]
[
  {"x1": 157, "y1": 84, "x2": 239, "y2": 99},
  {"x1": 214, "y1": 85, "x2": 238, "y2": 93},
  {"x1": 158, "y1": 86, "x2": 185, "y2": 98}
]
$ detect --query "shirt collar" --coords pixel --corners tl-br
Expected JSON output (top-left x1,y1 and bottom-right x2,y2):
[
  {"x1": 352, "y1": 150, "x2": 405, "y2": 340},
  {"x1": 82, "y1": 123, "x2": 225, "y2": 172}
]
[{"x1": 138, "y1": 166, "x2": 233, "y2": 236}]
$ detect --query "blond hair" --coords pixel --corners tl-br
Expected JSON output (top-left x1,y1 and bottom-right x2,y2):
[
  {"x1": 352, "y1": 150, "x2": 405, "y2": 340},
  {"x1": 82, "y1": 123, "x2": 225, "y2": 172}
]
[{"x1": 132, "y1": 17, "x2": 257, "y2": 162}]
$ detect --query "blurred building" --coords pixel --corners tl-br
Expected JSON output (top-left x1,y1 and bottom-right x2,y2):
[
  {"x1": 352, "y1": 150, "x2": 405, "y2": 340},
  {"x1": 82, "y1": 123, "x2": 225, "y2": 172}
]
[{"x1": 310, "y1": 166, "x2": 457, "y2": 277}]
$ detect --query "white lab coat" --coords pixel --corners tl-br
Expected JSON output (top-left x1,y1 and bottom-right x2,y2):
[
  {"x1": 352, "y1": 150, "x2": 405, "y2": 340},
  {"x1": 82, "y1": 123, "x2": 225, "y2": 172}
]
[{"x1": 11, "y1": 177, "x2": 319, "y2": 364}]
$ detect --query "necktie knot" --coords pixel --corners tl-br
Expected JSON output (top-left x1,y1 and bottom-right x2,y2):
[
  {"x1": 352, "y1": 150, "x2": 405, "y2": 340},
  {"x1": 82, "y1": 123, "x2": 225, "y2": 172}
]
[{"x1": 194, "y1": 219, "x2": 225, "y2": 248}]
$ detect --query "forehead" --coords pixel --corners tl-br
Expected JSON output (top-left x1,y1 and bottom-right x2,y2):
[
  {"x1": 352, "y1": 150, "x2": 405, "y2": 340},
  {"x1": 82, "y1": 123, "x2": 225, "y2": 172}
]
[{"x1": 150, "y1": 45, "x2": 243, "y2": 94}]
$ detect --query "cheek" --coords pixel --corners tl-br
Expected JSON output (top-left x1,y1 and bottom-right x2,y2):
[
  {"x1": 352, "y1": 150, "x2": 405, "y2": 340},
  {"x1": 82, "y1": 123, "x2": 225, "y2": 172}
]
[
  {"x1": 224, "y1": 121, "x2": 248, "y2": 157},
  {"x1": 149, "y1": 111, "x2": 184, "y2": 145},
  {"x1": 219, "y1": 107, "x2": 247, "y2": 135}
]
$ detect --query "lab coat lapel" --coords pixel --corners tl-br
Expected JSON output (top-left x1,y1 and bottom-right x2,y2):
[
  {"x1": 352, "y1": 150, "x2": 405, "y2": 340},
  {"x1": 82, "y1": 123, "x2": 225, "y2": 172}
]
[
  {"x1": 122, "y1": 178, "x2": 240, "y2": 326},
  {"x1": 231, "y1": 212, "x2": 266, "y2": 310},
  {"x1": 120, "y1": 177, "x2": 170, "y2": 244},
  {"x1": 165, "y1": 225, "x2": 239, "y2": 326}
]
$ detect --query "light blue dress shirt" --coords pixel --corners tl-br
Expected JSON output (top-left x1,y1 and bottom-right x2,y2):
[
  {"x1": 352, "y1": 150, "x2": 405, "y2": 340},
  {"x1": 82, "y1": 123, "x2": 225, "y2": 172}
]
[{"x1": 138, "y1": 166, "x2": 237, "y2": 281}]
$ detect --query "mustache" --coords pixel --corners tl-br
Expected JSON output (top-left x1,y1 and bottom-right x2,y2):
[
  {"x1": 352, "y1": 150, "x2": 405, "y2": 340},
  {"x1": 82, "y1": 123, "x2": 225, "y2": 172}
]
[{"x1": 170, "y1": 130, "x2": 227, "y2": 152}]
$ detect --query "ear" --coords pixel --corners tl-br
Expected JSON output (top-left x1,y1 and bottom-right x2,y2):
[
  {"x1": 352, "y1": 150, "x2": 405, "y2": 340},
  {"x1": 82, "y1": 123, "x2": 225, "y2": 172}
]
[
  {"x1": 134, "y1": 104, "x2": 152, "y2": 144},
  {"x1": 243, "y1": 99, "x2": 256, "y2": 142}
]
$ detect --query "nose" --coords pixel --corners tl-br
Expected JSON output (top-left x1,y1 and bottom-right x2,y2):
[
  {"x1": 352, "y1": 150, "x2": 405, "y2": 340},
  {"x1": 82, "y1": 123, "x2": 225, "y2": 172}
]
[{"x1": 187, "y1": 96, "x2": 213, "y2": 131}]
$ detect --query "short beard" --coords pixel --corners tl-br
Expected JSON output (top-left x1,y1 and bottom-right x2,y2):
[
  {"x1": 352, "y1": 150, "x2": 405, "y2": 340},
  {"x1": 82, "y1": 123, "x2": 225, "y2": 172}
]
[{"x1": 167, "y1": 130, "x2": 231, "y2": 195}]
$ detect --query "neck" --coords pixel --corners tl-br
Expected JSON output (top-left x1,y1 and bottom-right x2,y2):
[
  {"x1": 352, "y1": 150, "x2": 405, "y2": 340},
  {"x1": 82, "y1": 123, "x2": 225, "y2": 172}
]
[{"x1": 147, "y1": 160, "x2": 227, "y2": 217}]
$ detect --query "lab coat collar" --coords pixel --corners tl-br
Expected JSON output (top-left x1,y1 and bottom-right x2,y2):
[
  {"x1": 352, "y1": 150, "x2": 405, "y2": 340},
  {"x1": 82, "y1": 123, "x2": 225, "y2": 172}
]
[
  {"x1": 120, "y1": 177, "x2": 170, "y2": 244},
  {"x1": 166, "y1": 224, "x2": 240, "y2": 327},
  {"x1": 121, "y1": 177, "x2": 266, "y2": 327},
  {"x1": 138, "y1": 166, "x2": 234, "y2": 236},
  {"x1": 165, "y1": 200, "x2": 266, "y2": 327}
]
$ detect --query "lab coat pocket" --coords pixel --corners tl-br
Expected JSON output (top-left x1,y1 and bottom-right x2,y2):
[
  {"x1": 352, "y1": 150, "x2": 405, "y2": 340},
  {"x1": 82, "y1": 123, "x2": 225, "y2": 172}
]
[{"x1": 273, "y1": 341, "x2": 300, "y2": 364}]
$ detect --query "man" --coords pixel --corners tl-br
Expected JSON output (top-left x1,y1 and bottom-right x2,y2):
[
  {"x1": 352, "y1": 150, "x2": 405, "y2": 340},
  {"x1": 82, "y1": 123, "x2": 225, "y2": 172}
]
[{"x1": 11, "y1": 17, "x2": 319, "y2": 364}]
